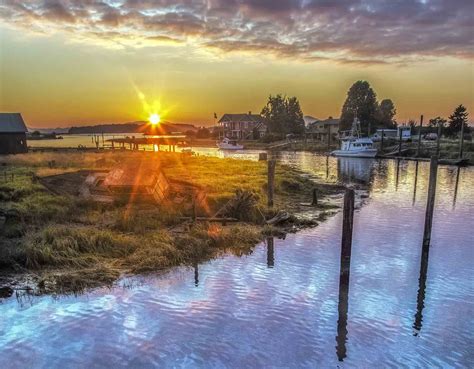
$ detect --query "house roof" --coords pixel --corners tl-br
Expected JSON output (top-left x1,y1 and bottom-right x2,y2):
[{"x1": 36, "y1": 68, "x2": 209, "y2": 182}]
[
  {"x1": 0, "y1": 113, "x2": 28, "y2": 133},
  {"x1": 218, "y1": 114, "x2": 264, "y2": 124}
]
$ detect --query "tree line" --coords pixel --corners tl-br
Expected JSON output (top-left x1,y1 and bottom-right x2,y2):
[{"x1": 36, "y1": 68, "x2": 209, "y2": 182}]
[{"x1": 260, "y1": 80, "x2": 470, "y2": 138}]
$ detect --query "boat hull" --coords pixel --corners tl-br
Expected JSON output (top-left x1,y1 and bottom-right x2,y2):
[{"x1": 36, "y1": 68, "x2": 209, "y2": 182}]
[
  {"x1": 217, "y1": 144, "x2": 244, "y2": 150},
  {"x1": 331, "y1": 149, "x2": 378, "y2": 158}
]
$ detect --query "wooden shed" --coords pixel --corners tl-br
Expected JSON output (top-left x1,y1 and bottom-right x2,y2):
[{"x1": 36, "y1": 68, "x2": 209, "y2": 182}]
[{"x1": 0, "y1": 113, "x2": 28, "y2": 155}]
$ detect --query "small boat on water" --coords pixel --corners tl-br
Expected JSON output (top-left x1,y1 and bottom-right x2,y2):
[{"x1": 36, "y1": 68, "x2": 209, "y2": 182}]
[
  {"x1": 331, "y1": 117, "x2": 378, "y2": 158},
  {"x1": 217, "y1": 137, "x2": 244, "y2": 150}
]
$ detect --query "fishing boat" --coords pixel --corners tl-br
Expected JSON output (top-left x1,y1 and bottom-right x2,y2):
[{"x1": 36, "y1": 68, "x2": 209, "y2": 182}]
[
  {"x1": 217, "y1": 137, "x2": 244, "y2": 150},
  {"x1": 331, "y1": 117, "x2": 378, "y2": 158}
]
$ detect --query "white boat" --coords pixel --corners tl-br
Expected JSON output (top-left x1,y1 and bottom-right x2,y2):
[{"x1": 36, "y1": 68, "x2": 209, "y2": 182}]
[
  {"x1": 217, "y1": 137, "x2": 244, "y2": 150},
  {"x1": 331, "y1": 117, "x2": 378, "y2": 158}
]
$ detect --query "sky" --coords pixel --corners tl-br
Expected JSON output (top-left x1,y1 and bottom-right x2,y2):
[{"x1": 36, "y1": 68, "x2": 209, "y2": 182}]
[{"x1": 0, "y1": 0, "x2": 473, "y2": 128}]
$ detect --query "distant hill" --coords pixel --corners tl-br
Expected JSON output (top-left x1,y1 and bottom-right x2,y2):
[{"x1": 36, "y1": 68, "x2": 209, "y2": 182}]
[
  {"x1": 68, "y1": 122, "x2": 198, "y2": 135},
  {"x1": 28, "y1": 127, "x2": 70, "y2": 134}
]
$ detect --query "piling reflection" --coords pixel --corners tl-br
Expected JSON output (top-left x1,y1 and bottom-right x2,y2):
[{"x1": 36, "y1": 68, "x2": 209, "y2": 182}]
[
  {"x1": 412, "y1": 161, "x2": 419, "y2": 206},
  {"x1": 395, "y1": 159, "x2": 401, "y2": 191},
  {"x1": 326, "y1": 155, "x2": 329, "y2": 180},
  {"x1": 336, "y1": 262, "x2": 350, "y2": 361},
  {"x1": 453, "y1": 167, "x2": 461, "y2": 210},
  {"x1": 266, "y1": 237, "x2": 274, "y2": 268},
  {"x1": 194, "y1": 262, "x2": 199, "y2": 287},
  {"x1": 413, "y1": 242, "x2": 430, "y2": 336}
]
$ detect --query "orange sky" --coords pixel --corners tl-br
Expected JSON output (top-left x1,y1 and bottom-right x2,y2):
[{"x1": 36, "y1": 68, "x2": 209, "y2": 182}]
[{"x1": 0, "y1": 1, "x2": 473, "y2": 128}]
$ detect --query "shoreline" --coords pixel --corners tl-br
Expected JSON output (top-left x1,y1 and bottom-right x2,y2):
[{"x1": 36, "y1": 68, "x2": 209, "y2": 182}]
[{"x1": 0, "y1": 151, "x2": 346, "y2": 296}]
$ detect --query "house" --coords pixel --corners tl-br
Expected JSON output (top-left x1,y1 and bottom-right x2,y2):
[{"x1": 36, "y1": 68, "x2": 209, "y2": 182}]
[
  {"x1": 218, "y1": 112, "x2": 266, "y2": 140},
  {"x1": 307, "y1": 117, "x2": 340, "y2": 142},
  {"x1": 303, "y1": 115, "x2": 319, "y2": 127},
  {"x1": 0, "y1": 113, "x2": 28, "y2": 154}
]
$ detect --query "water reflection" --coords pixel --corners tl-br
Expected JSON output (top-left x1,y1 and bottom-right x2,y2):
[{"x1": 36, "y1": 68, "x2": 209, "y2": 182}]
[
  {"x1": 395, "y1": 159, "x2": 401, "y2": 191},
  {"x1": 266, "y1": 237, "x2": 275, "y2": 268},
  {"x1": 412, "y1": 161, "x2": 419, "y2": 206},
  {"x1": 194, "y1": 262, "x2": 199, "y2": 287},
  {"x1": 1, "y1": 155, "x2": 473, "y2": 368},
  {"x1": 337, "y1": 157, "x2": 374, "y2": 185},
  {"x1": 453, "y1": 167, "x2": 461, "y2": 210},
  {"x1": 413, "y1": 241, "x2": 430, "y2": 336}
]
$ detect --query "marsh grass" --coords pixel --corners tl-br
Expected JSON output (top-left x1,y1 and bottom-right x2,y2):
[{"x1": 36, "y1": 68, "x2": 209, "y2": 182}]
[{"x1": 0, "y1": 151, "x2": 342, "y2": 294}]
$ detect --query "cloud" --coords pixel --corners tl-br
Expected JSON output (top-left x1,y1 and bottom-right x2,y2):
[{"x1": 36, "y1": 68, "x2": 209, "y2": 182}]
[{"x1": 0, "y1": 0, "x2": 472, "y2": 64}]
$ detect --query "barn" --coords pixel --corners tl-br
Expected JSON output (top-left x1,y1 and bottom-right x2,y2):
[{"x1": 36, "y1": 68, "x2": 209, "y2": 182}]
[{"x1": 0, "y1": 113, "x2": 28, "y2": 154}]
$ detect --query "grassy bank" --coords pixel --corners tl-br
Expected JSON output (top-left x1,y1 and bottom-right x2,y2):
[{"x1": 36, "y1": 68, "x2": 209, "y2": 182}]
[{"x1": 0, "y1": 151, "x2": 343, "y2": 295}]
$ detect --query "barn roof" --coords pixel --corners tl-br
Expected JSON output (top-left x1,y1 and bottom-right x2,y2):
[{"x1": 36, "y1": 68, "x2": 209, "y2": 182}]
[
  {"x1": 218, "y1": 114, "x2": 264, "y2": 124},
  {"x1": 0, "y1": 113, "x2": 28, "y2": 133}
]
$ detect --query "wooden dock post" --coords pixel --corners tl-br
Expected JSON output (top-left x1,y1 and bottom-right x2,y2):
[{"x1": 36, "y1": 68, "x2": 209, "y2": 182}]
[
  {"x1": 417, "y1": 115, "x2": 424, "y2": 157},
  {"x1": 341, "y1": 189, "x2": 355, "y2": 272},
  {"x1": 398, "y1": 129, "x2": 403, "y2": 156},
  {"x1": 267, "y1": 159, "x2": 276, "y2": 208},
  {"x1": 327, "y1": 125, "x2": 331, "y2": 150},
  {"x1": 436, "y1": 123, "x2": 442, "y2": 157},
  {"x1": 459, "y1": 119, "x2": 465, "y2": 159},
  {"x1": 311, "y1": 188, "x2": 318, "y2": 206},
  {"x1": 422, "y1": 156, "x2": 438, "y2": 247}
]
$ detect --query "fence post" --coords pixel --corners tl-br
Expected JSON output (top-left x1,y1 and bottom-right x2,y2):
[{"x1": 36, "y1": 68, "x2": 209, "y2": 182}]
[
  {"x1": 267, "y1": 159, "x2": 276, "y2": 208},
  {"x1": 422, "y1": 156, "x2": 438, "y2": 247},
  {"x1": 417, "y1": 115, "x2": 424, "y2": 157}
]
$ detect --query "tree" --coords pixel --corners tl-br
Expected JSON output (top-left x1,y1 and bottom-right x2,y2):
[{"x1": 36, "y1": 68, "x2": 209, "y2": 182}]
[
  {"x1": 377, "y1": 99, "x2": 397, "y2": 128},
  {"x1": 340, "y1": 81, "x2": 378, "y2": 134},
  {"x1": 446, "y1": 105, "x2": 469, "y2": 137},
  {"x1": 196, "y1": 127, "x2": 210, "y2": 139},
  {"x1": 261, "y1": 94, "x2": 305, "y2": 135},
  {"x1": 428, "y1": 116, "x2": 447, "y2": 128}
]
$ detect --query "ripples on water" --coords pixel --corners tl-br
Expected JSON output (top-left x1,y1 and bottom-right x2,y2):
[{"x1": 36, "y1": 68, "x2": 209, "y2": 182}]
[{"x1": 1, "y1": 154, "x2": 473, "y2": 368}]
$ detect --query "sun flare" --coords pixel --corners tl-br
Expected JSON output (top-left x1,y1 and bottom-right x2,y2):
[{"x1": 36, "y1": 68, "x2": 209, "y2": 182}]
[{"x1": 149, "y1": 113, "x2": 160, "y2": 125}]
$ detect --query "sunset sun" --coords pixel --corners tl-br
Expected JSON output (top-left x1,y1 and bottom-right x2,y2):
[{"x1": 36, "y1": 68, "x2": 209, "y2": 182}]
[{"x1": 149, "y1": 113, "x2": 160, "y2": 125}]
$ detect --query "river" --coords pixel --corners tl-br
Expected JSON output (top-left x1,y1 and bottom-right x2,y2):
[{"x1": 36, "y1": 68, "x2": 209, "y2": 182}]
[{"x1": 0, "y1": 153, "x2": 473, "y2": 368}]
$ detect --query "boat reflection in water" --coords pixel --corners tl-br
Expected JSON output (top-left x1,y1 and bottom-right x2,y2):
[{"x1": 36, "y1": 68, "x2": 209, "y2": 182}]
[{"x1": 337, "y1": 157, "x2": 375, "y2": 185}]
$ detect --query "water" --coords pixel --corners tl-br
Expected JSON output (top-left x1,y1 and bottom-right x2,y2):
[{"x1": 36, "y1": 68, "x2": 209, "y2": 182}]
[{"x1": 1, "y1": 155, "x2": 473, "y2": 368}]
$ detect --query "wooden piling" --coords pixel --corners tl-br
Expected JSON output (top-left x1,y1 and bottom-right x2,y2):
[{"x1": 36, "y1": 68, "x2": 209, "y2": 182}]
[
  {"x1": 327, "y1": 125, "x2": 331, "y2": 150},
  {"x1": 436, "y1": 123, "x2": 442, "y2": 157},
  {"x1": 311, "y1": 188, "x2": 318, "y2": 206},
  {"x1": 340, "y1": 189, "x2": 355, "y2": 275},
  {"x1": 398, "y1": 129, "x2": 403, "y2": 156},
  {"x1": 336, "y1": 188, "x2": 354, "y2": 362},
  {"x1": 417, "y1": 115, "x2": 423, "y2": 157},
  {"x1": 422, "y1": 156, "x2": 438, "y2": 247},
  {"x1": 459, "y1": 119, "x2": 465, "y2": 159},
  {"x1": 267, "y1": 159, "x2": 276, "y2": 208}
]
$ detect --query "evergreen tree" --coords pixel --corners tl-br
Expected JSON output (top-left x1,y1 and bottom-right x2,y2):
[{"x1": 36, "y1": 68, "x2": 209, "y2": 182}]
[
  {"x1": 447, "y1": 105, "x2": 469, "y2": 137},
  {"x1": 377, "y1": 99, "x2": 397, "y2": 128},
  {"x1": 428, "y1": 116, "x2": 447, "y2": 128},
  {"x1": 261, "y1": 94, "x2": 305, "y2": 135},
  {"x1": 340, "y1": 81, "x2": 378, "y2": 134}
]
